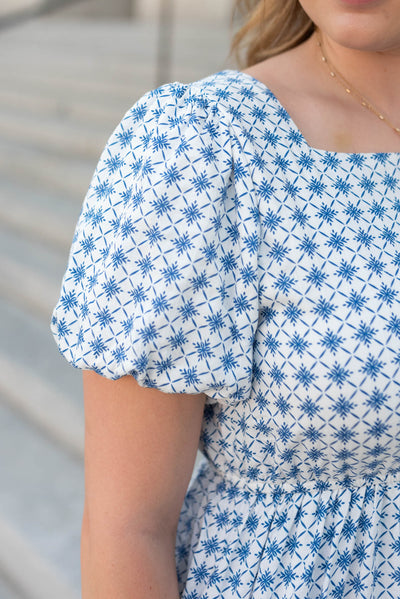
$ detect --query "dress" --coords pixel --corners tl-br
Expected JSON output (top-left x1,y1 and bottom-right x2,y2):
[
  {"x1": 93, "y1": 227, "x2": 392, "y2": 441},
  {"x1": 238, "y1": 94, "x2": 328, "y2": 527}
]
[{"x1": 51, "y1": 70, "x2": 400, "y2": 598}]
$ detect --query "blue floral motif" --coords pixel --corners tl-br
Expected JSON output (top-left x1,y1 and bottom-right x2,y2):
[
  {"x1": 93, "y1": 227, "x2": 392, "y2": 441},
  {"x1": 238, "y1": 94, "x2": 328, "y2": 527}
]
[{"x1": 51, "y1": 70, "x2": 400, "y2": 599}]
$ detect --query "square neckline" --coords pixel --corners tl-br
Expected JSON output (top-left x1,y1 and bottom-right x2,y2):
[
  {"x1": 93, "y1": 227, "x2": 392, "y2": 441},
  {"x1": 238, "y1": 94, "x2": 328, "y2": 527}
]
[{"x1": 225, "y1": 69, "x2": 400, "y2": 160}]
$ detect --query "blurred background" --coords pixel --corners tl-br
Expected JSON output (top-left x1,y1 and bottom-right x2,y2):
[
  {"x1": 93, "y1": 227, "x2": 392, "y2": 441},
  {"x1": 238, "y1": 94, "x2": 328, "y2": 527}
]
[{"x1": 0, "y1": 1, "x2": 236, "y2": 597}]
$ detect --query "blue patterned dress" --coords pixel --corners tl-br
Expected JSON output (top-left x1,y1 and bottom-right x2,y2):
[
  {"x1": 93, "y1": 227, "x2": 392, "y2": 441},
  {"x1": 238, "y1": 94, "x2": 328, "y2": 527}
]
[{"x1": 51, "y1": 70, "x2": 400, "y2": 598}]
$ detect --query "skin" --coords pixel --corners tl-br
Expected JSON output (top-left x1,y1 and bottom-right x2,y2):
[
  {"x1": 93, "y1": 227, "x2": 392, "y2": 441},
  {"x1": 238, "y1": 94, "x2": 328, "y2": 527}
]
[
  {"x1": 244, "y1": 0, "x2": 400, "y2": 153},
  {"x1": 81, "y1": 371, "x2": 205, "y2": 598}
]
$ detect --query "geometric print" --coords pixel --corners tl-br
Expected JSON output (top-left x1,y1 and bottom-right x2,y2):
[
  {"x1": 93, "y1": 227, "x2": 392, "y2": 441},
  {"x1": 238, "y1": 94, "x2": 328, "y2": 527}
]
[{"x1": 51, "y1": 69, "x2": 400, "y2": 597}]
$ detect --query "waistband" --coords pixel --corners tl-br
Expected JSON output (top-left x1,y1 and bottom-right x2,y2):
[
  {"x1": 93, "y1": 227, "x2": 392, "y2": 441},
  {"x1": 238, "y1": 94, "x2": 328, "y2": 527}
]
[{"x1": 201, "y1": 458, "x2": 400, "y2": 496}]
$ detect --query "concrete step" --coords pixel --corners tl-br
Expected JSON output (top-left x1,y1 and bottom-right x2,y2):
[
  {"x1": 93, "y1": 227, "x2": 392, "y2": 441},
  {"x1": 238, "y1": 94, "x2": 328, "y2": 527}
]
[
  {"x1": 0, "y1": 16, "x2": 158, "y2": 51},
  {"x1": 0, "y1": 223, "x2": 70, "y2": 320},
  {"x1": 0, "y1": 64, "x2": 153, "y2": 108},
  {"x1": 0, "y1": 178, "x2": 80, "y2": 252},
  {"x1": 0, "y1": 297, "x2": 82, "y2": 410},
  {"x1": 0, "y1": 19, "x2": 158, "y2": 98},
  {"x1": 0, "y1": 352, "x2": 84, "y2": 458},
  {"x1": 0, "y1": 139, "x2": 94, "y2": 199},
  {"x1": 0, "y1": 515, "x2": 79, "y2": 599},
  {"x1": 0, "y1": 29, "x2": 157, "y2": 70},
  {"x1": 0, "y1": 398, "x2": 83, "y2": 596},
  {"x1": 0, "y1": 49, "x2": 230, "y2": 95},
  {"x1": 0, "y1": 576, "x2": 24, "y2": 599},
  {"x1": 0, "y1": 105, "x2": 111, "y2": 160},
  {"x1": 0, "y1": 251, "x2": 58, "y2": 328},
  {"x1": 0, "y1": 0, "x2": 39, "y2": 19},
  {"x1": 0, "y1": 16, "x2": 232, "y2": 89},
  {"x1": 0, "y1": 15, "x2": 231, "y2": 60},
  {"x1": 0, "y1": 86, "x2": 128, "y2": 129},
  {"x1": 0, "y1": 54, "x2": 155, "y2": 96}
]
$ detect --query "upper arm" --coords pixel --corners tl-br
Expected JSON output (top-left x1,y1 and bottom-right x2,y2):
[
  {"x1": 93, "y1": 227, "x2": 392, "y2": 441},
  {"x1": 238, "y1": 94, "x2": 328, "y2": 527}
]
[{"x1": 82, "y1": 370, "x2": 205, "y2": 538}]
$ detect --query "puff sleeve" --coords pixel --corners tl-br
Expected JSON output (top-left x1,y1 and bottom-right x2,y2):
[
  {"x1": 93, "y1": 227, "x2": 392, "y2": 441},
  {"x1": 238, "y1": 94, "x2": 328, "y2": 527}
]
[{"x1": 51, "y1": 82, "x2": 260, "y2": 403}]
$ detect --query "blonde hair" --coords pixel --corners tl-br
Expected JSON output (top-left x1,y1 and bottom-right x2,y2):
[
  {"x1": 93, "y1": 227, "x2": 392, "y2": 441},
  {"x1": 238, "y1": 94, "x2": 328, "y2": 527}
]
[{"x1": 232, "y1": 0, "x2": 314, "y2": 68}]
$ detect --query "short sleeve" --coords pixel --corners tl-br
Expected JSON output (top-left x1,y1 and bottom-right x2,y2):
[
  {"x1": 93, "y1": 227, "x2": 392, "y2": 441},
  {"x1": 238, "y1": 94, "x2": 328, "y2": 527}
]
[{"x1": 51, "y1": 82, "x2": 260, "y2": 402}]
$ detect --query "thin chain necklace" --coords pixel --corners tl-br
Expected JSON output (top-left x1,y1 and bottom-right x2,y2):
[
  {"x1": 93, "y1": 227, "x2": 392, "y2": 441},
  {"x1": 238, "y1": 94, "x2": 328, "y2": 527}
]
[{"x1": 316, "y1": 32, "x2": 400, "y2": 137}]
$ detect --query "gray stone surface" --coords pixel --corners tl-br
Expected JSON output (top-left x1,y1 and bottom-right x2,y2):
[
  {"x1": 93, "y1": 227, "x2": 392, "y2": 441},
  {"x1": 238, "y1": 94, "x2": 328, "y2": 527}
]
[
  {"x1": 0, "y1": 178, "x2": 81, "y2": 251},
  {"x1": 0, "y1": 576, "x2": 24, "y2": 599},
  {"x1": 0, "y1": 298, "x2": 83, "y2": 407},
  {"x1": 0, "y1": 399, "x2": 84, "y2": 592},
  {"x1": 0, "y1": 12, "x2": 231, "y2": 596},
  {"x1": 0, "y1": 0, "x2": 38, "y2": 18}
]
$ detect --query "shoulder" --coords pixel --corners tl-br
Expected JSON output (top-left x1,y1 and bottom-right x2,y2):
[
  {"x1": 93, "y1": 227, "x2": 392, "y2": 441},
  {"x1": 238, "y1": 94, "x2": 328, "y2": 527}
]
[
  {"x1": 118, "y1": 69, "x2": 283, "y2": 136},
  {"x1": 98, "y1": 70, "x2": 299, "y2": 172},
  {"x1": 51, "y1": 73, "x2": 261, "y2": 392},
  {"x1": 185, "y1": 69, "x2": 300, "y2": 150}
]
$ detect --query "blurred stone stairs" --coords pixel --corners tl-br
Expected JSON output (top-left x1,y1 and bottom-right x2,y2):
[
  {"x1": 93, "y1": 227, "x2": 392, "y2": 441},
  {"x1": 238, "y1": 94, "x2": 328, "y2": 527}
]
[{"x1": 0, "y1": 12, "x2": 231, "y2": 598}]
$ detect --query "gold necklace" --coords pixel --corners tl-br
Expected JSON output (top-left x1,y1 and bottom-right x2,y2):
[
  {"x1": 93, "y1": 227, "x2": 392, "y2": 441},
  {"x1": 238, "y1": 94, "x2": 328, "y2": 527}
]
[{"x1": 316, "y1": 32, "x2": 400, "y2": 137}]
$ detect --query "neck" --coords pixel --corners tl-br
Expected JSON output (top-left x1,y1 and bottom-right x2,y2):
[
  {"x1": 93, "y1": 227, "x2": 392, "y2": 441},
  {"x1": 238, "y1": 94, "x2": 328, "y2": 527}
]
[{"x1": 316, "y1": 31, "x2": 400, "y2": 112}]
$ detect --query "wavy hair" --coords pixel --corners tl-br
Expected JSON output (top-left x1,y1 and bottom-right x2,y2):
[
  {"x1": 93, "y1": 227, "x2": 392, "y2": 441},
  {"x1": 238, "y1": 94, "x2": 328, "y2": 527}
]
[{"x1": 231, "y1": 0, "x2": 314, "y2": 67}]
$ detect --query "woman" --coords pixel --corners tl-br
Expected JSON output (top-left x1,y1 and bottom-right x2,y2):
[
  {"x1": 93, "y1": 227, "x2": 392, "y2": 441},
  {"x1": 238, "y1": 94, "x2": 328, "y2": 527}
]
[{"x1": 51, "y1": 0, "x2": 400, "y2": 596}]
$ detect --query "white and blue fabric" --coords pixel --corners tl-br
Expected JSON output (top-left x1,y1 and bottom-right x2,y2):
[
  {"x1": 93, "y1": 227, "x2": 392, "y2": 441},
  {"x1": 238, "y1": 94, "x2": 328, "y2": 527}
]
[{"x1": 51, "y1": 70, "x2": 400, "y2": 598}]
